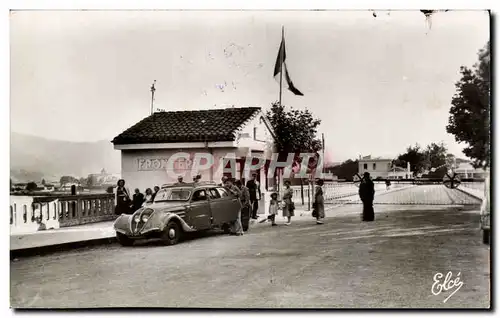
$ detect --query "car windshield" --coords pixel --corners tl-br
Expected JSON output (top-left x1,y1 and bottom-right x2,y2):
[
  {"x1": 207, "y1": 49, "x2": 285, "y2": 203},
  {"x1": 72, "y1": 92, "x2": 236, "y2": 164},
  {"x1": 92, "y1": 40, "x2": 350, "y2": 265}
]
[{"x1": 154, "y1": 188, "x2": 192, "y2": 202}]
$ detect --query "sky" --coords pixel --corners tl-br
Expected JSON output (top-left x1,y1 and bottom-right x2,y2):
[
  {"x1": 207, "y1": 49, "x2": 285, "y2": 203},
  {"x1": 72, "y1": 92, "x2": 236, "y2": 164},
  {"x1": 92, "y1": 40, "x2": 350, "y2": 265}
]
[{"x1": 10, "y1": 10, "x2": 490, "y2": 163}]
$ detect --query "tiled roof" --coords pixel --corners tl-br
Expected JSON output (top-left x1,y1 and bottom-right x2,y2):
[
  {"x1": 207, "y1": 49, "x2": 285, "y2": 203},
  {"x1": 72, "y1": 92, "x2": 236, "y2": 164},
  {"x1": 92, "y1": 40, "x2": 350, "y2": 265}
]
[{"x1": 112, "y1": 107, "x2": 262, "y2": 145}]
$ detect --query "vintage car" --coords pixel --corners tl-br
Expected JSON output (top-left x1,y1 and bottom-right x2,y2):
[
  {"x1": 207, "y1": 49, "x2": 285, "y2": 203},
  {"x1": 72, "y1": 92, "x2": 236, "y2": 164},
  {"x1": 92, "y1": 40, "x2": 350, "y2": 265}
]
[{"x1": 113, "y1": 182, "x2": 243, "y2": 246}]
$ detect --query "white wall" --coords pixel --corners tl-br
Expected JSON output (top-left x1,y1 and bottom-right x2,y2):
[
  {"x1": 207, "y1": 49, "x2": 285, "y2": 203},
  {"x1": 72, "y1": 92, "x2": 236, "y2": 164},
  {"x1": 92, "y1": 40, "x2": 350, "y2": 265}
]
[{"x1": 359, "y1": 159, "x2": 392, "y2": 178}]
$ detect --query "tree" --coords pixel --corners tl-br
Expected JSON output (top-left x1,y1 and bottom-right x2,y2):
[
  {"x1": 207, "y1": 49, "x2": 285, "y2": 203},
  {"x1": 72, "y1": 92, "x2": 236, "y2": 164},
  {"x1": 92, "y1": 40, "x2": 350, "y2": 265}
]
[
  {"x1": 60, "y1": 176, "x2": 78, "y2": 186},
  {"x1": 447, "y1": 41, "x2": 490, "y2": 168},
  {"x1": 41, "y1": 178, "x2": 46, "y2": 185},
  {"x1": 396, "y1": 144, "x2": 428, "y2": 176},
  {"x1": 26, "y1": 182, "x2": 38, "y2": 192},
  {"x1": 425, "y1": 142, "x2": 447, "y2": 169},
  {"x1": 328, "y1": 159, "x2": 359, "y2": 181},
  {"x1": 266, "y1": 102, "x2": 323, "y2": 172}
]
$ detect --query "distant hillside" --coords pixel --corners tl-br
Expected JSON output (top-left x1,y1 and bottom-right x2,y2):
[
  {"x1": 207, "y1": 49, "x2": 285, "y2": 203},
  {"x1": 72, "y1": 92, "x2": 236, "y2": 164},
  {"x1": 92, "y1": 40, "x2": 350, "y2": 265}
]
[{"x1": 10, "y1": 132, "x2": 121, "y2": 183}]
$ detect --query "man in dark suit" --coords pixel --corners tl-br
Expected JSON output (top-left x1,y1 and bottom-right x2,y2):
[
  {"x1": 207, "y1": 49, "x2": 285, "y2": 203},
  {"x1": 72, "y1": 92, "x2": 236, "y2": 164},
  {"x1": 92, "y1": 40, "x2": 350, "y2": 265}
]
[
  {"x1": 359, "y1": 172, "x2": 375, "y2": 221},
  {"x1": 246, "y1": 174, "x2": 261, "y2": 220}
]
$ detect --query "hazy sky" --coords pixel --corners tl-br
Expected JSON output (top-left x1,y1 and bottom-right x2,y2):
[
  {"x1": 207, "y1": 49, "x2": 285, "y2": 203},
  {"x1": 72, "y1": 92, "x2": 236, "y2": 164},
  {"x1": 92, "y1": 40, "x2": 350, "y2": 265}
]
[{"x1": 10, "y1": 10, "x2": 490, "y2": 162}]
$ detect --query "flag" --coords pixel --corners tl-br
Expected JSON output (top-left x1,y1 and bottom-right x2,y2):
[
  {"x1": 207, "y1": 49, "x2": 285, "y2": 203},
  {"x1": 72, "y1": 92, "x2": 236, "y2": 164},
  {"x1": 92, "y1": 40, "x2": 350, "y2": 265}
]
[{"x1": 273, "y1": 35, "x2": 304, "y2": 96}]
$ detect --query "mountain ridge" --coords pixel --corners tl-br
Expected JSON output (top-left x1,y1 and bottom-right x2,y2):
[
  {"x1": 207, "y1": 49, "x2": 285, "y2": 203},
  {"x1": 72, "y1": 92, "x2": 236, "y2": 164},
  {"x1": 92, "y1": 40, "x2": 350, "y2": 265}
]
[{"x1": 10, "y1": 132, "x2": 121, "y2": 183}]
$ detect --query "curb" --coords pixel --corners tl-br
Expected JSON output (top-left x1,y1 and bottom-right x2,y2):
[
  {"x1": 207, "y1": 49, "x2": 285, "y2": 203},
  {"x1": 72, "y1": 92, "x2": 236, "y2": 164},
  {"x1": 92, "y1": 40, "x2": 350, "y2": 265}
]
[{"x1": 10, "y1": 236, "x2": 117, "y2": 260}]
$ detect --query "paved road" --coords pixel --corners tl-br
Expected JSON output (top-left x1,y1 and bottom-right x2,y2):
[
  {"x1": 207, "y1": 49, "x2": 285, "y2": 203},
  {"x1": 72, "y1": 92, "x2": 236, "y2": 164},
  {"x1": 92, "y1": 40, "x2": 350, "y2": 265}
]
[{"x1": 10, "y1": 205, "x2": 490, "y2": 309}]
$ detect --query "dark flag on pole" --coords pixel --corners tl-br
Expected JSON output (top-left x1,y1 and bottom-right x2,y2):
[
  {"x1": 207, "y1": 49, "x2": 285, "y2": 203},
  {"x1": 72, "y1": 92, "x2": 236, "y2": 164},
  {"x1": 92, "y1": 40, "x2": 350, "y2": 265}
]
[{"x1": 273, "y1": 35, "x2": 304, "y2": 96}]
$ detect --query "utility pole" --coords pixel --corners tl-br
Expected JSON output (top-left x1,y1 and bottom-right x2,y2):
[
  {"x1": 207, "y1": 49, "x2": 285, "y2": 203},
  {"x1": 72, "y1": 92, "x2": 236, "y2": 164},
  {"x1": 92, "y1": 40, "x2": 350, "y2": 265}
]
[{"x1": 150, "y1": 80, "x2": 156, "y2": 115}]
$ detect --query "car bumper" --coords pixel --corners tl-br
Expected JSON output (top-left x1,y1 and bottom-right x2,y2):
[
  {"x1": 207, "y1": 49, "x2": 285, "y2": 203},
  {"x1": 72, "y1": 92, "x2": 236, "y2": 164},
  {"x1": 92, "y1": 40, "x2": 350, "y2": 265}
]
[{"x1": 116, "y1": 227, "x2": 162, "y2": 238}]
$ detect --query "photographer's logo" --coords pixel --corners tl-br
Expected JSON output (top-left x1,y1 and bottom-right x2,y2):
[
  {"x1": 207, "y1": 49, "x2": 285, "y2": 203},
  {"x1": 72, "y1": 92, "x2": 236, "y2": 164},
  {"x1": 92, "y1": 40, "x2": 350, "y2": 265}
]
[{"x1": 431, "y1": 271, "x2": 463, "y2": 303}]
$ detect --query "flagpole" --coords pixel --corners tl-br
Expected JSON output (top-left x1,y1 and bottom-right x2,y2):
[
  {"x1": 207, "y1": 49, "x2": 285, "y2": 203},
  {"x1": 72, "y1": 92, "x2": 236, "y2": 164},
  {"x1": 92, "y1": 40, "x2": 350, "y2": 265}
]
[
  {"x1": 322, "y1": 133, "x2": 325, "y2": 175},
  {"x1": 279, "y1": 26, "x2": 284, "y2": 108},
  {"x1": 150, "y1": 80, "x2": 156, "y2": 115},
  {"x1": 277, "y1": 26, "x2": 284, "y2": 193}
]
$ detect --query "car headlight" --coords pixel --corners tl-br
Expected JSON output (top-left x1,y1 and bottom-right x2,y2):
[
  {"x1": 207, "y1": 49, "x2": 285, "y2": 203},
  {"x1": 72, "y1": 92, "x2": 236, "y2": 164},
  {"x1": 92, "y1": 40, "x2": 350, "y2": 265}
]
[
  {"x1": 134, "y1": 215, "x2": 141, "y2": 222},
  {"x1": 141, "y1": 214, "x2": 150, "y2": 223}
]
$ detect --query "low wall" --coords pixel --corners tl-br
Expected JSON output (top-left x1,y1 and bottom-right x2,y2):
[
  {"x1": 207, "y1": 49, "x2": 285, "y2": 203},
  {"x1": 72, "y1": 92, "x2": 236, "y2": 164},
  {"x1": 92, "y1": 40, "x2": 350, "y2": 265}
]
[{"x1": 10, "y1": 194, "x2": 116, "y2": 235}]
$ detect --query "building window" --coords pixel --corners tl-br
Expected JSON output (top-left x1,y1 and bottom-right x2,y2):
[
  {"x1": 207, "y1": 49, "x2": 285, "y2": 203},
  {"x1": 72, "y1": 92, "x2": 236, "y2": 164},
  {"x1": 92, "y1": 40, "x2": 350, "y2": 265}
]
[
  {"x1": 363, "y1": 163, "x2": 368, "y2": 170},
  {"x1": 373, "y1": 163, "x2": 376, "y2": 170}
]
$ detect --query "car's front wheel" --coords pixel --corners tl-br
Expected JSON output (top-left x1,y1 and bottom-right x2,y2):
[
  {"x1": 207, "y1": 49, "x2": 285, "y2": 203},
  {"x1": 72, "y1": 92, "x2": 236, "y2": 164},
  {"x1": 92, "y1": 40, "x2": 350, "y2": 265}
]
[
  {"x1": 116, "y1": 232, "x2": 134, "y2": 246},
  {"x1": 161, "y1": 221, "x2": 181, "y2": 245}
]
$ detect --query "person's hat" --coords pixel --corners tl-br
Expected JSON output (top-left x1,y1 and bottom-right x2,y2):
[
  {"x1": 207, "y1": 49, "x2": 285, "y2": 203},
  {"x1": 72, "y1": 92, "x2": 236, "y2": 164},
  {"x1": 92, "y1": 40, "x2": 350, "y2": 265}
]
[
  {"x1": 270, "y1": 192, "x2": 278, "y2": 198},
  {"x1": 363, "y1": 172, "x2": 370, "y2": 177}
]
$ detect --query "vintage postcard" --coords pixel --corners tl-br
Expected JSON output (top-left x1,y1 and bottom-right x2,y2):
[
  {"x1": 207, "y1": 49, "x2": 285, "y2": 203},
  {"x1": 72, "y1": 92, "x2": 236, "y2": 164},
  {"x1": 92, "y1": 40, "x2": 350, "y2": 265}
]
[{"x1": 9, "y1": 8, "x2": 491, "y2": 309}]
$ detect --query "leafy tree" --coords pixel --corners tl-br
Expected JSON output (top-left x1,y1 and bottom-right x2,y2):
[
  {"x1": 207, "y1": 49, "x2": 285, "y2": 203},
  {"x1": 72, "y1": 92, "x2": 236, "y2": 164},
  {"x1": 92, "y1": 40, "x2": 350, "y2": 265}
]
[
  {"x1": 328, "y1": 159, "x2": 359, "y2": 181},
  {"x1": 41, "y1": 178, "x2": 46, "y2": 185},
  {"x1": 266, "y1": 102, "x2": 323, "y2": 173},
  {"x1": 26, "y1": 182, "x2": 38, "y2": 192},
  {"x1": 447, "y1": 41, "x2": 490, "y2": 168},
  {"x1": 425, "y1": 142, "x2": 447, "y2": 169},
  {"x1": 60, "y1": 176, "x2": 78, "y2": 185},
  {"x1": 396, "y1": 144, "x2": 428, "y2": 176}
]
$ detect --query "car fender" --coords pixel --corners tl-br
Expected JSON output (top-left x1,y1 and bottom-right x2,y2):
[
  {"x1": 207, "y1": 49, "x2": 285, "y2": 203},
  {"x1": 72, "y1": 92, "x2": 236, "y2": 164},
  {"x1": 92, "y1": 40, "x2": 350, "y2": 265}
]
[
  {"x1": 113, "y1": 214, "x2": 132, "y2": 235},
  {"x1": 160, "y1": 212, "x2": 197, "y2": 233}
]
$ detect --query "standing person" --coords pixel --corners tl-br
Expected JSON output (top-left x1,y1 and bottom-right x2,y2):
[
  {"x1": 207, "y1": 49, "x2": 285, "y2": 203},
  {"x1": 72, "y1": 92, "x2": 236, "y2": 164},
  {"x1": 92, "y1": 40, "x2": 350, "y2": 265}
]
[
  {"x1": 193, "y1": 174, "x2": 202, "y2": 184},
  {"x1": 385, "y1": 179, "x2": 391, "y2": 190},
  {"x1": 115, "y1": 179, "x2": 132, "y2": 215},
  {"x1": 246, "y1": 174, "x2": 261, "y2": 220},
  {"x1": 219, "y1": 176, "x2": 228, "y2": 187},
  {"x1": 224, "y1": 179, "x2": 243, "y2": 236},
  {"x1": 151, "y1": 186, "x2": 160, "y2": 201},
  {"x1": 282, "y1": 180, "x2": 295, "y2": 225},
  {"x1": 176, "y1": 176, "x2": 185, "y2": 185},
  {"x1": 144, "y1": 188, "x2": 154, "y2": 204},
  {"x1": 132, "y1": 188, "x2": 145, "y2": 211},
  {"x1": 359, "y1": 172, "x2": 375, "y2": 221},
  {"x1": 314, "y1": 179, "x2": 325, "y2": 224},
  {"x1": 268, "y1": 192, "x2": 279, "y2": 226},
  {"x1": 235, "y1": 180, "x2": 251, "y2": 231}
]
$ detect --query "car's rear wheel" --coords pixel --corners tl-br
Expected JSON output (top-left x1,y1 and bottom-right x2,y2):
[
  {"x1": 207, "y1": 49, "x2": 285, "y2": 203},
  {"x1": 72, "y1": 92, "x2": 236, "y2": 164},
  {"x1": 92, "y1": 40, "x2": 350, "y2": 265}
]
[
  {"x1": 116, "y1": 232, "x2": 134, "y2": 246},
  {"x1": 221, "y1": 223, "x2": 231, "y2": 234},
  {"x1": 161, "y1": 221, "x2": 181, "y2": 245}
]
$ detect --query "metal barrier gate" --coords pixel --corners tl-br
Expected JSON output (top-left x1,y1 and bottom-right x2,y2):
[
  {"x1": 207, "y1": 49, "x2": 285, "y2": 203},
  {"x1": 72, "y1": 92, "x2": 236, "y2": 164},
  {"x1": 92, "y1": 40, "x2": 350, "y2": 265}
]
[{"x1": 290, "y1": 178, "x2": 484, "y2": 208}]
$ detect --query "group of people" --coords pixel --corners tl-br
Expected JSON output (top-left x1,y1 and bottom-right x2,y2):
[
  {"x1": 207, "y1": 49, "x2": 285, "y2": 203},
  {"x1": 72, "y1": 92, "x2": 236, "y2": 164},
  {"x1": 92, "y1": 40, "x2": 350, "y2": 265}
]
[
  {"x1": 217, "y1": 174, "x2": 262, "y2": 236},
  {"x1": 114, "y1": 179, "x2": 161, "y2": 215},
  {"x1": 114, "y1": 172, "x2": 370, "y2": 231}
]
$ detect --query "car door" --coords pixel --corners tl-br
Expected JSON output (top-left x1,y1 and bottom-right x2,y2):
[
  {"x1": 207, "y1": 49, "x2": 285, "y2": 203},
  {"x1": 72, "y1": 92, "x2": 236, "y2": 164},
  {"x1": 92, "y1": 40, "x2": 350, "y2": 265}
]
[
  {"x1": 208, "y1": 187, "x2": 227, "y2": 226},
  {"x1": 215, "y1": 187, "x2": 240, "y2": 223},
  {"x1": 187, "y1": 188, "x2": 212, "y2": 230}
]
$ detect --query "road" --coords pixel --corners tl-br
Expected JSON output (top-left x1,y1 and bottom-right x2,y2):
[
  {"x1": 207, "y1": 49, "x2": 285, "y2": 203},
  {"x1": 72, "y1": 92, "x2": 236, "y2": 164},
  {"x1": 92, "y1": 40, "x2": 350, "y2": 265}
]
[{"x1": 10, "y1": 204, "x2": 490, "y2": 309}]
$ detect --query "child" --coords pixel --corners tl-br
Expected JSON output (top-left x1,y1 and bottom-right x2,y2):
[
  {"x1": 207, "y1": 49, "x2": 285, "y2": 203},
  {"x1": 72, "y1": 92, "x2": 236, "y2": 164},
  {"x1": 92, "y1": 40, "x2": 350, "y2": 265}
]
[{"x1": 268, "y1": 192, "x2": 279, "y2": 226}]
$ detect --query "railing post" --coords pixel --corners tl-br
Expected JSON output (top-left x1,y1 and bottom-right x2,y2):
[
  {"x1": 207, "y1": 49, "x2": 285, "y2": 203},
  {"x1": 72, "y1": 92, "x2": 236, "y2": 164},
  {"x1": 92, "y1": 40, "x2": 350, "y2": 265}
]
[
  {"x1": 60, "y1": 201, "x2": 66, "y2": 222},
  {"x1": 76, "y1": 198, "x2": 82, "y2": 220}
]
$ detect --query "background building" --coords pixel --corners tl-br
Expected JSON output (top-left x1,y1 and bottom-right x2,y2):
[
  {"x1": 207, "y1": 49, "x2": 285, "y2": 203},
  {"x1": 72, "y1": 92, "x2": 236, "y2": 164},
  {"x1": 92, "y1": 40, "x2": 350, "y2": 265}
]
[
  {"x1": 112, "y1": 107, "x2": 277, "y2": 193},
  {"x1": 358, "y1": 155, "x2": 411, "y2": 179}
]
